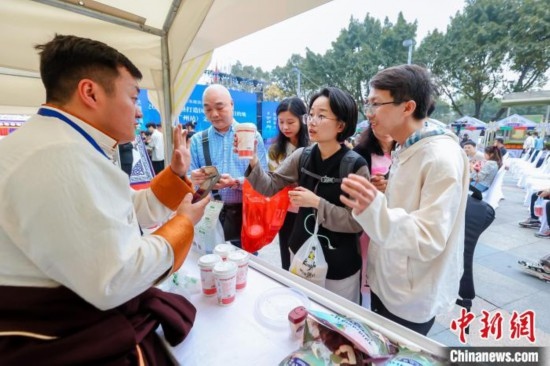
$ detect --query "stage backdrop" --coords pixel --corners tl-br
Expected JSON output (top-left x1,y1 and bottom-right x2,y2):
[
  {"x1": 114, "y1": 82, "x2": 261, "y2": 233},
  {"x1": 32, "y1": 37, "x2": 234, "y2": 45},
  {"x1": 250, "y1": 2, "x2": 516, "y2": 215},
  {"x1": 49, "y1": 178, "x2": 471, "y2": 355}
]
[{"x1": 138, "y1": 85, "x2": 278, "y2": 138}]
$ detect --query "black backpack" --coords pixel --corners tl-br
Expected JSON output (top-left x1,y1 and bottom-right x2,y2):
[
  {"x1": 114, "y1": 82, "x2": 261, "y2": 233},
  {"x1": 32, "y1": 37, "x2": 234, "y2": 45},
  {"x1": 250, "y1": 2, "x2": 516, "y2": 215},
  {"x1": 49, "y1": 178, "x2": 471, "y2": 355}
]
[{"x1": 298, "y1": 146, "x2": 363, "y2": 184}]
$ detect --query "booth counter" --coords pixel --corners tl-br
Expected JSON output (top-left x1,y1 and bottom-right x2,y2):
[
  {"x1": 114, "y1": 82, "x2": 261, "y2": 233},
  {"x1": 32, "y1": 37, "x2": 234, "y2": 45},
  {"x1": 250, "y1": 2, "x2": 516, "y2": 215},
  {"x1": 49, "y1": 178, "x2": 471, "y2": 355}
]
[{"x1": 161, "y1": 250, "x2": 446, "y2": 365}]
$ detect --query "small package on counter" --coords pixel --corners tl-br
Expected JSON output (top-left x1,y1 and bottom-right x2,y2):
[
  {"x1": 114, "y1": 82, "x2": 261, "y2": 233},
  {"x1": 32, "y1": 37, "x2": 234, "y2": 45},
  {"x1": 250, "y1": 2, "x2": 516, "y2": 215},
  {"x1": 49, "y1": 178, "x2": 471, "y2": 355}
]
[
  {"x1": 279, "y1": 310, "x2": 445, "y2": 365},
  {"x1": 279, "y1": 310, "x2": 395, "y2": 365}
]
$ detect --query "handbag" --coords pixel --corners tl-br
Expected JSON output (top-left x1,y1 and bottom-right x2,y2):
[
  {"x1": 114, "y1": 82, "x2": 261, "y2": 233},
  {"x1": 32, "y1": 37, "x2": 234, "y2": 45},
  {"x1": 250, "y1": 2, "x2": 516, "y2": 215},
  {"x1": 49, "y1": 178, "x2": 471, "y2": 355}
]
[
  {"x1": 241, "y1": 180, "x2": 291, "y2": 252},
  {"x1": 289, "y1": 213, "x2": 330, "y2": 287}
]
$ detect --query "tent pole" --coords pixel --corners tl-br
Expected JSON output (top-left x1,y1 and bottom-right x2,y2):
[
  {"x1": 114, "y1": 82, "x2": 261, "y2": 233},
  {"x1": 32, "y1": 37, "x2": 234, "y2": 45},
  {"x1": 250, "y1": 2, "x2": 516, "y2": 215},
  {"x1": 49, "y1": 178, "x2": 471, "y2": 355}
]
[
  {"x1": 161, "y1": 0, "x2": 183, "y2": 168},
  {"x1": 161, "y1": 35, "x2": 174, "y2": 165}
]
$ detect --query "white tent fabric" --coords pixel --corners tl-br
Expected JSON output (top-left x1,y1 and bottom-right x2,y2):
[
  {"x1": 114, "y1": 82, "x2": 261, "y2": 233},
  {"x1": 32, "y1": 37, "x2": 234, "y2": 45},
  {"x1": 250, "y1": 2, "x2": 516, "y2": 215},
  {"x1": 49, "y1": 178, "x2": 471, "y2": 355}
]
[
  {"x1": 497, "y1": 114, "x2": 537, "y2": 128},
  {"x1": 0, "y1": 0, "x2": 332, "y2": 156},
  {"x1": 454, "y1": 116, "x2": 487, "y2": 129},
  {"x1": 0, "y1": 0, "x2": 330, "y2": 114}
]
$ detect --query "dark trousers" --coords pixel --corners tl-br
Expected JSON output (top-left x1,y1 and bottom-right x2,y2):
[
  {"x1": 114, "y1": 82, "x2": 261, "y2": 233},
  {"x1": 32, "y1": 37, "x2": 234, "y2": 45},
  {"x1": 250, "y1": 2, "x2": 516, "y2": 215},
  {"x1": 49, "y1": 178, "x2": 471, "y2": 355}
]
[
  {"x1": 371, "y1": 292, "x2": 435, "y2": 336},
  {"x1": 530, "y1": 192, "x2": 540, "y2": 219},
  {"x1": 152, "y1": 160, "x2": 164, "y2": 175},
  {"x1": 278, "y1": 212, "x2": 297, "y2": 270},
  {"x1": 530, "y1": 192, "x2": 550, "y2": 225},
  {"x1": 121, "y1": 163, "x2": 133, "y2": 177},
  {"x1": 219, "y1": 203, "x2": 243, "y2": 248}
]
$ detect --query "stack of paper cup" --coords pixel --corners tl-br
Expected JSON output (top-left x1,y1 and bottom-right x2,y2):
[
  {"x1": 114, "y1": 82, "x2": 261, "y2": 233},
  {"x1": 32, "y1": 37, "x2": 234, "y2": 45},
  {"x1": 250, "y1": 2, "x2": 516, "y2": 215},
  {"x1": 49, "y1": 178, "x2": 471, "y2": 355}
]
[
  {"x1": 198, "y1": 254, "x2": 222, "y2": 296},
  {"x1": 213, "y1": 261, "x2": 238, "y2": 306},
  {"x1": 228, "y1": 250, "x2": 250, "y2": 290},
  {"x1": 213, "y1": 243, "x2": 235, "y2": 261},
  {"x1": 235, "y1": 123, "x2": 257, "y2": 159}
]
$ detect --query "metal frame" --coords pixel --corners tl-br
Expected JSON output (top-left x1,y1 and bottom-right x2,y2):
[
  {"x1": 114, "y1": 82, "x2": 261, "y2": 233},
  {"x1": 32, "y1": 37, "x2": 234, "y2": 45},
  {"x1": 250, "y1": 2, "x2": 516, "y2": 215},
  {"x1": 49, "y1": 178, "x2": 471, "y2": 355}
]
[
  {"x1": 31, "y1": 0, "x2": 184, "y2": 162},
  {"x1": 248, "y1": 254, "x2": 447, "y2": 358}
]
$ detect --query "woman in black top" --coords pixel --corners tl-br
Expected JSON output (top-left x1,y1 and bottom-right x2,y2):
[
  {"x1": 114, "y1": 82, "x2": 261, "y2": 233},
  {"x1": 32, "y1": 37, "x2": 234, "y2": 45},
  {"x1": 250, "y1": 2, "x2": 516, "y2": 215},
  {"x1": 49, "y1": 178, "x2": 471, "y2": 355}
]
[{"x1": 243, "y1": 87, "x2": 369, "y2": 303}]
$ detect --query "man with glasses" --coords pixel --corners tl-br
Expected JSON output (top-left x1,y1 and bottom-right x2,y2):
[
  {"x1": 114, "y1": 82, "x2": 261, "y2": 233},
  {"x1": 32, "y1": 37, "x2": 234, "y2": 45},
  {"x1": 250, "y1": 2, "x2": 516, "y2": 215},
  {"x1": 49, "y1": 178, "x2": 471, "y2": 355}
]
[
  {"x1": 188, "y1": 84, "x2": 267, "y2": 247},
  {"x1": 341, "y1": 64, "x2": 469, "y2": 335}
]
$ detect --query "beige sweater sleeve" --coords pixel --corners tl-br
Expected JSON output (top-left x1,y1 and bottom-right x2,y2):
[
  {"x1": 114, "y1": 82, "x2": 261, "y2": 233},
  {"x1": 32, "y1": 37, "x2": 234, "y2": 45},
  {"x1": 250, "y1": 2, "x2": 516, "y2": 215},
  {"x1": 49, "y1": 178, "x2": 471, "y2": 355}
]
[{"x1": 247, "y1": 147, "x2": 367, "y2": 233}]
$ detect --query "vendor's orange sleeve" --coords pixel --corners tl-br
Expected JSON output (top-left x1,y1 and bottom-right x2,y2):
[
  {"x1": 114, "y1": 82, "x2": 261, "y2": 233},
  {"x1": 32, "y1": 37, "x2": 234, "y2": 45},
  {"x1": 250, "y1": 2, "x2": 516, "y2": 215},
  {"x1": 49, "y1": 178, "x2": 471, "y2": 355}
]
[
  {"x1": 150, "y1": 167, "x2": 194, "y2": 210},
  {"x1": 153, "y1": 215, "x2": 194, "y2": 272}
]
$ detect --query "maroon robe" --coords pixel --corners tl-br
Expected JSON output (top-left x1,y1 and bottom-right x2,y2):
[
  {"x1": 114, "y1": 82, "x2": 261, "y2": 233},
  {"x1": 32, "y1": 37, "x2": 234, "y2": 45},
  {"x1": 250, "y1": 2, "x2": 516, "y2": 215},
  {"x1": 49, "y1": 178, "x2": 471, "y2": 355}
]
[{"x1": 0, "y1": 285, "x2": 196, "y2": 365}]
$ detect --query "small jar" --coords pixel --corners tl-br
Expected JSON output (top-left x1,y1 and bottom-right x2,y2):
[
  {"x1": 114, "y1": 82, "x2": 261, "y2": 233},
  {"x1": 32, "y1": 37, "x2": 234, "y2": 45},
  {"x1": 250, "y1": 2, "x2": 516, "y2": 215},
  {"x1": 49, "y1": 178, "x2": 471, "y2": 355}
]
[{"x1": 288, "y1": 306, "x2": 308, "y2": 340}]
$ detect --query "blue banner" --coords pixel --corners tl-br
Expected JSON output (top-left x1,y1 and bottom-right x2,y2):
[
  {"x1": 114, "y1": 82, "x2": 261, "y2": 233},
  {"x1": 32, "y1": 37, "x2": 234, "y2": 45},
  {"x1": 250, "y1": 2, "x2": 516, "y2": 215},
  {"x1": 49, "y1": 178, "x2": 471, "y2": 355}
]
[
  {"x1": 137, "y1": 85, "x2": 279, "y2": 139},
  {"x1": 137, "y1": 90, "x2": 161, "y2": 131},
  {"x1": 176, "y1": 85, "x2": 258, "y2": 132},
  {"x1": 262, "y1": 101, "x2": 279, "y2": 140}
]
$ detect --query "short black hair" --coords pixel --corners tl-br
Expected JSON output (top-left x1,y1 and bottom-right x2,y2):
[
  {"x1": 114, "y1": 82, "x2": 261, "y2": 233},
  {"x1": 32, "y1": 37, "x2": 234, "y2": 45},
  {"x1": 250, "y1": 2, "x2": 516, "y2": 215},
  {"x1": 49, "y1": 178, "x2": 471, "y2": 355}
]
[
  {"x1": 496, "y1": 137, "x2": 504, "y2": 144},
  {"x1": 369, "y1": 64, "x2": 437, "y2": 120},
  {"x1": 35, "y1": 34, "x2": 142, "y2": 104},
  {"x1": 463, "y1": 140, "x2": 476, "y2": 148},
  {"x1": 146, "y1": 123, "x2": 157, "y2": 129},
  {"x1": 308, "y1": 87, "x2": 357, "y2": 143}
]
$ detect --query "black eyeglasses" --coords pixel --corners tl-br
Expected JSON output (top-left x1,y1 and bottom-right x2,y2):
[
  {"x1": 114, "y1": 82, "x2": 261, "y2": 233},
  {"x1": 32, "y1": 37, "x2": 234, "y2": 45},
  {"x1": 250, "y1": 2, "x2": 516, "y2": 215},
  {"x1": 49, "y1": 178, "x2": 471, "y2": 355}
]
[{"x1": 364, "y1": 100, "x2": 407, "y2": 114}]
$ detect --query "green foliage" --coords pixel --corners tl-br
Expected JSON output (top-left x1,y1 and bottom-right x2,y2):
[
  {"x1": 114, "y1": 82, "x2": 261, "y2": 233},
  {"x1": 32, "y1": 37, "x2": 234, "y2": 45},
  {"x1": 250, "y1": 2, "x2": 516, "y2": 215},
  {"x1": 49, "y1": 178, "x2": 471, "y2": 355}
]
[
  {"x1": 417, "y1": 0, "x2": 550, "y2": 120},
  {"x1": 220, "y1": 0, "x2": 549, "y2": 122}
]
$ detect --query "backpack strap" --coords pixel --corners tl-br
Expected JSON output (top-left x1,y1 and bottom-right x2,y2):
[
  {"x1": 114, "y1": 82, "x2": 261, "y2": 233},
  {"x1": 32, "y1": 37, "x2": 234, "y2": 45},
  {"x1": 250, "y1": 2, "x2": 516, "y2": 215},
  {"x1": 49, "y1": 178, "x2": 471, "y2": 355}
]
[
  {"x1": 339, "y1": 150, "x2": 362, "y2": 180},
  {"x1": 201, "y1": 129, "x2": 212, "y2": 166},
  {"x1": 201, "y1": 129, "x2": 221, "y2": 200},
  {"x1": 299, "y1": 147, "x2": 360, "y2": 184}
]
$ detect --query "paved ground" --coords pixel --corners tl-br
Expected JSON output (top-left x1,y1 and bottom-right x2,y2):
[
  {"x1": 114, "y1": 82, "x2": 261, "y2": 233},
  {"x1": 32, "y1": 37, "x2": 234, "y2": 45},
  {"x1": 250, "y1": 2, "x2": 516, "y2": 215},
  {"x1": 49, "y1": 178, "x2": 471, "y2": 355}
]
[{"x1": 257, "y1": 172, "x2": 550, "y2": 347}]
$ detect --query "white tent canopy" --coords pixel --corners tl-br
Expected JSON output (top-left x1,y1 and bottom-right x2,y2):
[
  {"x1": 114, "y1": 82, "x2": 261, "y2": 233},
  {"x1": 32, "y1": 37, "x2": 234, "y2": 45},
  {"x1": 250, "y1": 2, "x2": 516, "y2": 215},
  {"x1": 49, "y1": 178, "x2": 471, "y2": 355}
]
[
  {"x1": 497, "y1": 114, "x2": 537, "y2": 128},
  {"x1": 453, "y1": 116, "x2": 487, "y2": 129},
  {"x1": 0, "y1": 0, "x2": 331, "y2": 155}
]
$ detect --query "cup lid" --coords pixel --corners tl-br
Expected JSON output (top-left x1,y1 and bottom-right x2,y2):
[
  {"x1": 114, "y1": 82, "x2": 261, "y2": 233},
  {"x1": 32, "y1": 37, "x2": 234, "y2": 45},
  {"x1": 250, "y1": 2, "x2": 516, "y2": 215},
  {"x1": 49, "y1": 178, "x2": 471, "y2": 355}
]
[
  {"x1": 198, "y1": 254, "x2": 222, "y2": 267},
  {"x1": 227, "y1": 249, "x2": 249, "y2": 263},
  {"x1": 213, "y1": 261, "x2": 237, "y2": 275},
  {"x1": 254, "y1": 287, "x2": 310, "y2": 329},
  {"x1": 214, "y1": 243, "x2": 235, "y2": 255}
]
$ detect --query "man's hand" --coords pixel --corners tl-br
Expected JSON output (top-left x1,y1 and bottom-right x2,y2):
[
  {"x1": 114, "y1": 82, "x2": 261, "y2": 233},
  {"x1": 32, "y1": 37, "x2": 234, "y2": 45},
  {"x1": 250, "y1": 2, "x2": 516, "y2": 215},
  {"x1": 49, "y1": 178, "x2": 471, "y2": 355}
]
[
  {"x1": 340, "y1": 174, "x2": 378, "y2": 215},
  {"x1": 176, "y1": 193, "x2": 210, "y2": 225},
  {"x1": 214, "y1": 173, "x2": 238, "y2": 190},
  {"x1": 288, "y1": 187, "x2": 320, "y2": 209},
  {"x1": 539, "y1": 189, "x2": 550, "y2": 199},
  {"x1": 170, "y1": 124, "x2": 191, "y2": 177}
]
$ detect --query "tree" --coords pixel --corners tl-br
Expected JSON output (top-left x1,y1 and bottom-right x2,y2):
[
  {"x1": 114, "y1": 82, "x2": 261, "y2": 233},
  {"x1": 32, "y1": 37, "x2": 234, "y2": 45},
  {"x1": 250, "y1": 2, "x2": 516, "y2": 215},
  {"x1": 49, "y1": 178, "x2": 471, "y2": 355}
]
[
  {"x1": 298, "y1": 13, "x2": 417, "y2": 118},
  {"x1": 416, "y1": 0, "x2": 550, "y2": 120}
]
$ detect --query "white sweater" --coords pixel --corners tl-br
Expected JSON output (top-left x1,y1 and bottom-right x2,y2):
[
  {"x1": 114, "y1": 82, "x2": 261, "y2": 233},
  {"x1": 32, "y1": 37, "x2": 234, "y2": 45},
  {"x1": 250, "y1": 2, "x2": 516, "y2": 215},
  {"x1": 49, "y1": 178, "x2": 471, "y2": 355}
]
[{"x1": 354, "y1": 131, "x2": 469, "y2": 323}]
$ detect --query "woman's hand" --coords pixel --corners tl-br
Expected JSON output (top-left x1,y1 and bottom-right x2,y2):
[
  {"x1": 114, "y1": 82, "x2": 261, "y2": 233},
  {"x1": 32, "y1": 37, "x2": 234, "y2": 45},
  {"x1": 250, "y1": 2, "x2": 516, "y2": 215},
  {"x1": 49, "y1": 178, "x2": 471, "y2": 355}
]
[
  {"x1": 288, "y1": 186, "x2": 320, "y2": 209},
  {"x1": 170, "y1": 124, "x2": 190, "y2": 177},
  {"x1": 370, "y1": 175, "x2": 388, "y2": 193},
  {"x1": 233, "y1": 133, "x2": 259, "y2": 168}
]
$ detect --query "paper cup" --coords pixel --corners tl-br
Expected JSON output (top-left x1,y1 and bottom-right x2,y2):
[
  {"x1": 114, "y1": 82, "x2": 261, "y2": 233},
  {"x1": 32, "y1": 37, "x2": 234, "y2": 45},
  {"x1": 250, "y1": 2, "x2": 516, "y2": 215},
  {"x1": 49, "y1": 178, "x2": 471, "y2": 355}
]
[
  {"x1": 228, "y1": 250, "x2": 250, "y2": 290},
  {"x1": 198, "y1": 254, "x2": 222, "y2": 296},
  {"x1": 213, "y1": 261, "x2": 238, "y2": 306},
  {"x1": 214, "y1": 243, "x2": 235, "y2": 261},
  {"x1": 235, "y1": 123, "x2": 257, "y2": 159}
]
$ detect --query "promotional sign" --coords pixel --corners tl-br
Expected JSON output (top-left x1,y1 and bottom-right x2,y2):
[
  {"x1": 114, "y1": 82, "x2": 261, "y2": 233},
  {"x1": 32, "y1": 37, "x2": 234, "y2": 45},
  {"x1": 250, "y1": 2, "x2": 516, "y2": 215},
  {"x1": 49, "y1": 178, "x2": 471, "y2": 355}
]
[
  {"x1": 138, "y1": 85, "x2": 278, "y2": 139},
  {"x1": 261, "y1": 101, "x2": 279, "y2": 141},
  {"x1": 176, "y1": 85, "x2": 258, "y2": 132}
]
